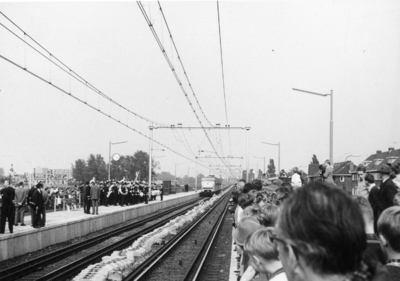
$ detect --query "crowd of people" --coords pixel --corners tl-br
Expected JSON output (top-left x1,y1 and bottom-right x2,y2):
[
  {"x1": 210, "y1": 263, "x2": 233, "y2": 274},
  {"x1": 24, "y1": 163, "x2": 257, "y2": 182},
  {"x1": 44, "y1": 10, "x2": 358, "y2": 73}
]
[
  {"x1": 0, "y1": 178, "x2": 163, "y2": 234},
  {"x1": 230, "y1": 162, "x2": 400, "y2": 281},
  {"x1": 79, "y1": 179, "x2": 163, "y2": 214}
]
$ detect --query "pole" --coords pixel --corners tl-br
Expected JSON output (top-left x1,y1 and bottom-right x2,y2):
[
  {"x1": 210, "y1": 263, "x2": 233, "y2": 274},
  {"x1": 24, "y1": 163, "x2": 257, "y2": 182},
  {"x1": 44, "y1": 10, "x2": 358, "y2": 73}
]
[
  {"x1": 246, "y1": 128, "x2": 249, "y2": 182},
  {"x1": 108, "y1": 141, "x2": 111, "y2": 181},
  {"x1": 263, "y1": 157, "x2": 266, "y2": 175},
  {"x1": 175, "y1": 163, "x2": 177, "y2": 181},
  {"x1": 278, "y1": 142, "x2": 281, "y2": 174},
  {"x1": 148, "y1": 126, "x2": 153, "y2": 201},
  {"x1": 195, "y1": 161, "x2": 197, "y2": 192},
  {"x1": 330, "y1": 90, "x2": 333, "y2": 165}
]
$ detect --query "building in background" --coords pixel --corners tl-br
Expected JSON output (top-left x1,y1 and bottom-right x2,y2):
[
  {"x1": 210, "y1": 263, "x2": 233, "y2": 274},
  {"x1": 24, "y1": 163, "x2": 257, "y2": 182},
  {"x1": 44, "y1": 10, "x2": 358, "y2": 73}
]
[
  {"x1": 308, "y1": 161, "x2": 355, "y2": 194},
  {"x1": 350, "y1": 147, "x2": 400, "y2": 186},
  {"x1": 33, "y1": 167, "x2": 72, "y2": 186}
]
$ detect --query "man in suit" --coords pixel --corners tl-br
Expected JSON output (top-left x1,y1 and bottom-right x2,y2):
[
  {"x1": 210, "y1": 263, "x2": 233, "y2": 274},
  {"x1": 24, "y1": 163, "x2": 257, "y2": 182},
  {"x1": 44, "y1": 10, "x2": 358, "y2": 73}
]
[
  {"x1": 377, "y1": 165, "x2": 398, "y2": 216},
  {"x1": 144, "y1": 183, "x2": 149, "y2": 204},
  {"x1": 83, "y1": 182, "x2": 91, "y2": 214},
  {"x1": 366, "y1": 173, "x2": 379, "y2": 234},
  {"x1": 41, "y1": 187, "x2": 50, "y2": 227},
  {"x1": 159, "y1": 183, "x2": 163, "y2": 201},
  {"x1": 0, "y1": 180, "x2": 16, "y2": 234},
  {"x1": 90, "y1": 181, "x2": 100, "y2": 215},
  {"x1": 14, "y1": 182, "x2": 27, "y2": 226},
  {"x1": 30, "y1": 183, "x2": 44, "y2": 228},
  {"x1": 103, "y1": 182, "x2": 110, "y2": 207},
  {"x1": 27, "y1": 183, "x2": 38, "y2": 227}
]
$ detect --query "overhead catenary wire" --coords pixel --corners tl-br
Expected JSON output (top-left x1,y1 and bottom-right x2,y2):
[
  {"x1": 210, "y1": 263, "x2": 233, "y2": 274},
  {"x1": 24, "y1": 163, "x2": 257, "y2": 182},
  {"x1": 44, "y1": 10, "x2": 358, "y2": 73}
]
[
  {"x1": 0, "y1": 53, "x2": 220, "y2": 175},
  {"x1": 156, "y1": 1, "x2": 214, "y2": 128},
  {"x1": 137, "y1": 1, "x2": 234, "y2": 178},
  {"x1": 216, "y1": 1, "x2": 232, "y2": 157},
  {"x1": 0, "y1": 12, "x2": 166, "y2": 126}
]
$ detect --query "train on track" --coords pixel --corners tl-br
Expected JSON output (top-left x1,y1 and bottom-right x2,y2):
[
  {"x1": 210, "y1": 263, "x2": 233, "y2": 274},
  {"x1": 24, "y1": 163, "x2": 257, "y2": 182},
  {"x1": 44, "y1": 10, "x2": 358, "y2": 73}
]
[{"x1": 199, "y1": 175, "x2": 224, "y2": 197}]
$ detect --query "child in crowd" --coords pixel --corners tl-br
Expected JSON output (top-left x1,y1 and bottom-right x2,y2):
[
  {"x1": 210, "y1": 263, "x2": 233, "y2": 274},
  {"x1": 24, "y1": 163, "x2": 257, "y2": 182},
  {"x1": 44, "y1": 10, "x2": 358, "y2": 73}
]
[{"x1": 244, "y1": 228, "x2": 288, "y2": 281}]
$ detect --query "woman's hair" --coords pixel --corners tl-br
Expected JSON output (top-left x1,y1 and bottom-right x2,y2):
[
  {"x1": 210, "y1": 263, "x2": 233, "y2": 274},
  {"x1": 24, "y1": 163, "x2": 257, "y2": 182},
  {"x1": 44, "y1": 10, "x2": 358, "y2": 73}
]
[
  {"x1": 238, "y1": 193, "x2": 255, "y2": 209},
  {"x1": 243, "y1": 183, "x2": 252, "y2": 194},
  {"x1": 231, "y1": 190, "x2": 240, "y2": 204},
  {"x1": 278, "y1": 182, "x2": 366, "y2": 275},
  {"x1": 378, "y1": 206, "x2": 400, "y2": 252},
  {"x1": 243, "y1": 205, "x2": 260, "y2": 219},
  {"x1": 259, "y1": 203, "x2": 280, "y2": 227},
  {"x1": 251, "y1": 179, "x2": 263, "y2": 191},
  {"x1": 244, "y1": 228, "x2": 279, "y2": 261},
  {"x1": 248, "y1": 189, "x2": 258, "y2": 202},
  {"x1": 364, "y1": 173, "x2": 375, "y2": 184}
]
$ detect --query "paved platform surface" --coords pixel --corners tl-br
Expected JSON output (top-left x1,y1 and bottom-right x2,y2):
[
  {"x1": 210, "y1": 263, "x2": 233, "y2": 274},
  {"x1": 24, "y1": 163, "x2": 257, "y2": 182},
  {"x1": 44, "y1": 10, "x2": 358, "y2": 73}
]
[{"x1": 0, "y1": 191, "x2": 199, "y2": 261}]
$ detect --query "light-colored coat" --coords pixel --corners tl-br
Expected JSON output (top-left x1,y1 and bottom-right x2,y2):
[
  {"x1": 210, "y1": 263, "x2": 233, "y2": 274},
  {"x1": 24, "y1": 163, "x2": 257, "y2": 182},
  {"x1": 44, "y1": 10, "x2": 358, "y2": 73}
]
[{"x1": 90, "y1": 184, "x2": 101, "y2": 200}]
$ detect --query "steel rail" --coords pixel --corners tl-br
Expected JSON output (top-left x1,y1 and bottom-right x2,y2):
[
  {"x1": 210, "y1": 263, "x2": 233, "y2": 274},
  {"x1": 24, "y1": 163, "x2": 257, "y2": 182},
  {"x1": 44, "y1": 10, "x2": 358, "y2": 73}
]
[
  {"x1": 0, "y1": 197, "x2": 201, "y2": 281},
  {"x1": 124, "y1": 188, "x2": 231, "y2": 281},
  {"x1": 182, "y1": 205, "x2": 228, "y2": 280}
]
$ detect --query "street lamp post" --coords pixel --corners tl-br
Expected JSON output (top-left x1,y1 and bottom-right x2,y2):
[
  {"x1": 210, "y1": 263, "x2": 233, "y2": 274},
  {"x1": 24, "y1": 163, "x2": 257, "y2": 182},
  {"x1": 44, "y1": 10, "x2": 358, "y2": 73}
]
[
  {"x1": 292, "y1": 88, "x2": 333, "y2": 164},
  {"x1": 261, "y1": 142, "x2": 281, "y2": 174},
  {"x1": 108, "y1": 140, "x2": 128, "y2": 180}
]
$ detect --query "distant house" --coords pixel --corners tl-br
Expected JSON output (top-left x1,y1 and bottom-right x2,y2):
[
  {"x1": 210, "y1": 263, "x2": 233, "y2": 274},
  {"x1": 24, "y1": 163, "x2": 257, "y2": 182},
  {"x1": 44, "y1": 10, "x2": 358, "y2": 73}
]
[
  {"x1": 350, "y1": 147, "x2": 400, "y2": 186},
  {"x1": 307, "y1": 161, "x2": 355, "y2": 194},
  {"x1": 332, "y1": 161, "x2": 355, "y2": 194}
]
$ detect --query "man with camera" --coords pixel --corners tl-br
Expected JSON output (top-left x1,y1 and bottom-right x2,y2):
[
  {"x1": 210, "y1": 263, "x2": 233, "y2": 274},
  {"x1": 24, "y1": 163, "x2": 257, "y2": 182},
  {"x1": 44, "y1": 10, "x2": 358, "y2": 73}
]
[
  {"x1": 323, "y1": 160, "x2": 335, "y2": 185},
  {"x1": 357, "y1": 166, "x2": 369, "y2": 198}
]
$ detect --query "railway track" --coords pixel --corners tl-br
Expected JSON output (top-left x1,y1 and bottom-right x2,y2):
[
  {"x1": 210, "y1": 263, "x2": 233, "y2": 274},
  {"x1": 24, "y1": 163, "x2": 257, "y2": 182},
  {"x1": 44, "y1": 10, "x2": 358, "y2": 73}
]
[
  {"x1": 0, "y1": 197, "x2": 204, "y2": 281},
  {"x1": 124, "y1": 188, "x2": 231, "y2": 281}
]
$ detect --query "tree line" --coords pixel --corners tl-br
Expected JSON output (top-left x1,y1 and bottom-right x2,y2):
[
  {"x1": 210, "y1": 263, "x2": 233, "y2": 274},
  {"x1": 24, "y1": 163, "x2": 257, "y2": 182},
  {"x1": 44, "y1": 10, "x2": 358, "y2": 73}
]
[
  {"x1": 72, "y1": 150, "x2": 158, "y2": 183},
  {"x1": 71, "y1": 150, "x2": 205, "y2": 185}
]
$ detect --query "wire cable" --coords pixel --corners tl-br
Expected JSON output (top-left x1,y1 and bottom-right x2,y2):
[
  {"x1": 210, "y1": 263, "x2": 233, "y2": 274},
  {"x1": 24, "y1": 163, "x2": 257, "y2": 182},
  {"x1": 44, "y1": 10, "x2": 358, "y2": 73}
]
[
  {"x1": 0, "y1": 12, "x2": 166, "y2": 126},
  {"x1": 157, "y1": 1, "x2": 214, "y2": 128},
  {"x1": 216, "y1": 1, "x2": 232, "y2": 157},
  {"x1": 0, "y1": 54, "x2": 222, "y2": 174},
  {"x1": 137, "y1": 1, "x2": 234, "y2": 177}
]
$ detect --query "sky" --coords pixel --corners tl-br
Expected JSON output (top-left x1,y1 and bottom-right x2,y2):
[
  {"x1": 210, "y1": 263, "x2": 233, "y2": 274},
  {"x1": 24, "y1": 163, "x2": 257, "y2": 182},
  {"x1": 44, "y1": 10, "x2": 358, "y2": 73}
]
[{"x1": 0, "y1": 0, "x2": 399, "y2": 179}]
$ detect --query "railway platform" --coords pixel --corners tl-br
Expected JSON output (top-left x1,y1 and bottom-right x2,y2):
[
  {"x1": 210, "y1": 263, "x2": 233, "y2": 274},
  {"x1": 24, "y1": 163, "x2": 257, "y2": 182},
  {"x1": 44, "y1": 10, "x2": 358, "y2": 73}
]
[{"x1": 0, "y1": 191, "x2": 199, "y2": 261}]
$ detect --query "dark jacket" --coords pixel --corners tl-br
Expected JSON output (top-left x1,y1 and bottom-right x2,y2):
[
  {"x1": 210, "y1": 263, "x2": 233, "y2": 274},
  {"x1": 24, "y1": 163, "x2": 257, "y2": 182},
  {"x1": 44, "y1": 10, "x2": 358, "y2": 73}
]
[
  {"x1": 0, "y1": 186, "x2": 15, "y2": 211},
  {"x1": 27, "y1": 186, "x2": 37, "y2": 207},
  {"x1": 83, "y1": 184, "x2": 91, "y2": 200},
  {"x1": 377, "y1": 178, "x2": 398, "y2": 213},
  {"x1": 31, "y1": 189, "x2": 44, "y2": 209}
]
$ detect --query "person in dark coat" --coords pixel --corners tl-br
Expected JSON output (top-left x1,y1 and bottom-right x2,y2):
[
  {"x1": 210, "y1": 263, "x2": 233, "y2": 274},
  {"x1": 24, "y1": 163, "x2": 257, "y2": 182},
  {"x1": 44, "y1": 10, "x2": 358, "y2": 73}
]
[
  {"x1": 0, "y1": 180, "x2": 16, "y2": 234},
  {"x1": 366, "y1": 173, "x2": 379, "y2": 234},
  {"x1": 377, "y1": 165, "x2": 398, "y2": 216},
  {"x1": 112, "y1": 182, "x2": 119, "y2": 206},
  {"x1": 79, "y1": 184, "x2": 84, "y2": 208},
  {"x1": 144, "y1": 183, "x2": 149, "y2": 204},
  {"x1": 159, "y1": 183, "x2": 163, "y2": 201},
  {"x1": 83, "y1": 182, "x2": 91, "y2": 214},
  {"x1": 27, "y1": 183, "x2": 38, "y2": 227},
  {"x1": 30, "y1": 183, "x2": 44, "y2": 228},
  {"x1": 102, "y1": 182, "x2": 110, "y2": 207}
]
